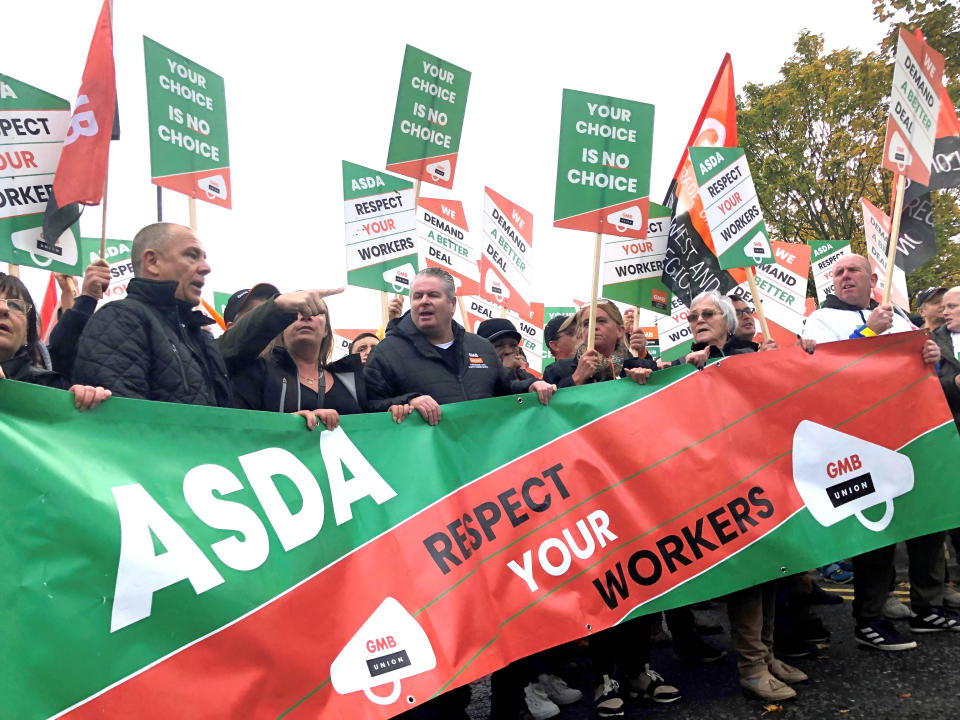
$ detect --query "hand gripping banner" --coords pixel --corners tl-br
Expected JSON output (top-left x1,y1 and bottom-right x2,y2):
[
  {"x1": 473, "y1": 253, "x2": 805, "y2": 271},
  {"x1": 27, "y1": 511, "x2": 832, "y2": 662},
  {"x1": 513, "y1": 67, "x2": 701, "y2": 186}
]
[{"x1": 1, "y1": 332, "x2": 959, "y2": 719}]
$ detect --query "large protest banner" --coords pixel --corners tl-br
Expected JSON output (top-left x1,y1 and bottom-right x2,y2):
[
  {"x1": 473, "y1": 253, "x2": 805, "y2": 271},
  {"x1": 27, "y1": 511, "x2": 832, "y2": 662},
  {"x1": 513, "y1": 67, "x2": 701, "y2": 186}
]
[
  {"x1": 4, "y1": 334, "x2": 958, "y2": 720},
  {"x1": 881, "y1": 28, "x2": 945, "y2": 187},
  {"x1": 385, "y1": 45, "x2": 470, "y2": 189},
  {"x1": 417, "y1": 197, "x2": 477, "y2": 295},
  {"x1": 143, "y1": 37, "x2": 231, "y2": 208},
  {"x1": 601, "y1": 202, "x2": 672, "y2": 313},
  {"x1": 480, "y1": 186, "x2": 534, "y2": 317},
  {"x1": 0, "y1": 75, "x2": 79, "y2": 272},
  {"x1": 809, "y1": 239, "x2": 851, "y2": 305},
  {"x1": 343, "y1": 161, "x2": 418, "y2": 294},
  {"x1": 861, "y1": 198, "x2": 909, "y2": 311},
  {"x1": 553, "y1": 90, "x2": 654, "y2": 237}
]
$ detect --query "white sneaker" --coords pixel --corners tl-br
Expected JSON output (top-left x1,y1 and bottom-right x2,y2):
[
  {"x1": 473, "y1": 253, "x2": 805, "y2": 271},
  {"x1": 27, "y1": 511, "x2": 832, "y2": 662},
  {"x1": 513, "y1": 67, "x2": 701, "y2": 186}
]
[
  {"x1": 537, "y1": 673, "x2": 583, "y2": 705},
  {"x1": 524, "y1": 683, "x2": 560, "y2": 720},
  {"x1": 882, "y1": 595, "x2": 911, "y2": 620}
]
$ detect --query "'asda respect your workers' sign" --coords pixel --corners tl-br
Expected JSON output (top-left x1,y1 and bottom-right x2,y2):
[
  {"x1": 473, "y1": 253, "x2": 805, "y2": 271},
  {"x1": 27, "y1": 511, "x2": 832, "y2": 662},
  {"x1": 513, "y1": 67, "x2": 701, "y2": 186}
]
[
  {"x1": 0, "y1": 74, "x2": 79, "y2": 272},
  {"x1": 554, "y1": 89, "x2": 654, "y2": 238},
  {"x1": 343, "y1": 161, "x2": 418, "y2": 294},
  {"x1": 143, "y1": 36, "x2": 231, "y2": 208}
]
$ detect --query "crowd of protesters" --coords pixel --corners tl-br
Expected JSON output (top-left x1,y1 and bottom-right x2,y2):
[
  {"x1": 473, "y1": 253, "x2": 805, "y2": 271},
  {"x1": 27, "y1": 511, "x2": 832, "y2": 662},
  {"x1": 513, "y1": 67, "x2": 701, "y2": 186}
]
[{"x1": 2, "y1": 223, "x2": 960, "y2": 719}]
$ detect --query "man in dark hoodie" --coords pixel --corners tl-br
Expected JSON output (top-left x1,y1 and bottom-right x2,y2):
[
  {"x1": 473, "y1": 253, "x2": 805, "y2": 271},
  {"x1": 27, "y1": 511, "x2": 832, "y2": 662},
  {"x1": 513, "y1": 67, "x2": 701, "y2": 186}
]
[
  {"x1": 364, "y1": 267, "x2": 555, "y2": 425},
  {"x1": 800, "y1": 254, "x2": 955, "y2": 650}
]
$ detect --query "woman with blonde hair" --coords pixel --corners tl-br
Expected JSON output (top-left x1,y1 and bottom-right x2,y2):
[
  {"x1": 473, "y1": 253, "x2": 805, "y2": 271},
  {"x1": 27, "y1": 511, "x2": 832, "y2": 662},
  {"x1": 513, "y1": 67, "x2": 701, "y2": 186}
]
[{"x1": 231, "y1": 298, "x2": 365, "y2": 430}]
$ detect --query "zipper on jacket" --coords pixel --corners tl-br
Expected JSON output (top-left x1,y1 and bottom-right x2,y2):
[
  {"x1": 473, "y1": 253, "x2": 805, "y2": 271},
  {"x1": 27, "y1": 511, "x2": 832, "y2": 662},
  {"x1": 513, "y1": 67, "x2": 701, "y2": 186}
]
[
  {"x1": 279, "y1": 377, "x2": 287, "y2": 412},
  {"x1": 170, "y1": 344, "x2": 188, "y2": 387}
]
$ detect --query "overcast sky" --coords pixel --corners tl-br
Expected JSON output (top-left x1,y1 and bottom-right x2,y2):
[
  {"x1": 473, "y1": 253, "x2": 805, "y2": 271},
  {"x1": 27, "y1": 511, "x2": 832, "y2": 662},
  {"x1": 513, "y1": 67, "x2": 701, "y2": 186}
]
[{"x1": 6, "y1": 0, "x2": 891, "y2": 330}]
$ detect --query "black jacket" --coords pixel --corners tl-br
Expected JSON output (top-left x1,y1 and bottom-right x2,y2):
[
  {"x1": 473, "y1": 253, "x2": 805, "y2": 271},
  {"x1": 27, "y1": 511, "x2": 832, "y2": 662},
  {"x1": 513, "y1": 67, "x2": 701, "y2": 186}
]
[
  {"x1": 363, "y1": 313, "x2": 536, "y2": 411},
  {"x1": 232, "y1": 347, "x2": 366, "y2": 414},
  {"x1": 932, "y1": 325, "x2": 960, "y2": 432},
  {"x1": 544, "y1": 353, "x2": 657, "y2": 389},
  {"x1": 73, "y1": 278, "x2": 234, "y2": 406},
  {"x1": 668, "y1": 335, "x2": 759, "y2": 367},
  {"x1": 1, "y1": 347, "x2": 70, "y2": 389},
  {"x1": 48, "y1": 294, "x2": 98, "y2": 380}
]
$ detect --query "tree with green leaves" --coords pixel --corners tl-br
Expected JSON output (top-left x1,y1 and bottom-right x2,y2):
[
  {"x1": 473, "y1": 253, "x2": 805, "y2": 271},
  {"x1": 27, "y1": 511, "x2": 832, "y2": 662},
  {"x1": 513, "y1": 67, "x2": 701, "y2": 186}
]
[{"x1": 738, "y1": 29, "x2": 960, "y2": 299}]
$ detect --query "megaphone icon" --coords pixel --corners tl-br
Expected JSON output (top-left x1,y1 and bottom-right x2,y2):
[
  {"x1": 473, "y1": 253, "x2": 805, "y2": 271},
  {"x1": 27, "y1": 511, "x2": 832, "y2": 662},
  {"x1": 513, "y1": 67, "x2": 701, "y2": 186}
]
[
  {"x1": 383, "y1": 263, "x2": 416, "y2": 293},
  {"x1": 888, "y1": 131, "x2": 912, "y2": 172},
  {"x1": 484, "y1": 268, "x2": 511, "y2": 302},
  {"x1": 606, "y1": 205, "x2": 643, "y2": 234},
  {"x1": 197, "y1": 174, "x2": 228, "y2": 202},
  {"x1": 745, "y1": 236, "x2": 771, "y2": 263},
  {"x1": 330, "y1": 597, "x2": 437, "y2": 706},
  {"x1": 11, "y1": 226, "x2": 78, "y2": 268},
  {"x1": 425, "y1": 159, "x2": 451, "y2": 183}
]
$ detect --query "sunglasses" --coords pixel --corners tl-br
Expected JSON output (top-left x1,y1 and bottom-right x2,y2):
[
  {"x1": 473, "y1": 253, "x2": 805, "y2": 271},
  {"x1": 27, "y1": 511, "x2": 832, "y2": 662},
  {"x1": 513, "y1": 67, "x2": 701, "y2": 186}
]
[{"x1": 687, "y1": 309, "x2": 720, "y2": 323}]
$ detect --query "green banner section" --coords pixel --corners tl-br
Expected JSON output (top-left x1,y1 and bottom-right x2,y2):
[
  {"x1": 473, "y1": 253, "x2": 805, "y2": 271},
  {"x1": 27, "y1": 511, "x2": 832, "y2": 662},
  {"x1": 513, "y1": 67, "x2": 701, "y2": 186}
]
[
  {"x1": 143, "y1": 36, "x2": 231, "y2": 207},
  {"x1": 553, "y1": 89, "x2": 653, "y2": 235},
  {"x1": 213, "y1": 290, "x2": 231, "y2": 318},
  {"x1": 0, "y1": 74, "x2": 79, "y2": 272}
]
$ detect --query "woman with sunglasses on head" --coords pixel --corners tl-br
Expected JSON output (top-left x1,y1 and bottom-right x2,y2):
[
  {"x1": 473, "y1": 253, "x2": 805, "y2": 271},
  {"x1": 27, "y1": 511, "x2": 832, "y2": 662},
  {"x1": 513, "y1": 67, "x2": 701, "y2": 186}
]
[
  {"x1": 544, "y1": 300, "x2": 656, "y2": 389},
  {"x1": 230, "y1": 298, "x2": 366, "y2": 430},
  {"x1": 543, "y1": 301, "x2": 678, "y2": 717},
  {"x1": 0, "y1": 274, "x2": 110, "y2": 410}
]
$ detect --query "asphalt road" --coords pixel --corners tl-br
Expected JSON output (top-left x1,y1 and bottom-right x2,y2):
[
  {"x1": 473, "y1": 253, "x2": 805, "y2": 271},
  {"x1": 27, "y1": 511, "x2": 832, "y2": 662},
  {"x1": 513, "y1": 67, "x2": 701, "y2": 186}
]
[{"x1": 466, "y1": 561, "x2": 960, "y2": 720}]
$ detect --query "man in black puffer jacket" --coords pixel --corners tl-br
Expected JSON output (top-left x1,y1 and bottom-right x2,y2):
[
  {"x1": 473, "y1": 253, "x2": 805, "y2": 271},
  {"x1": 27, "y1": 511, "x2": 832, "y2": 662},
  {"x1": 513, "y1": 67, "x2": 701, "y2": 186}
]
[
  {"x1": 72, "y1": 223, "x2": 334, "y2": 407},
  {"x1": 364, "y1": 268, "x2": 555, "y2": 423}
]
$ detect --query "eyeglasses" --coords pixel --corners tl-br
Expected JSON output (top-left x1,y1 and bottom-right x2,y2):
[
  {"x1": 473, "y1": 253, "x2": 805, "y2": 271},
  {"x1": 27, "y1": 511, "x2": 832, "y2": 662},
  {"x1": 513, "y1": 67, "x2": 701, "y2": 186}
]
[
  {"x1": 0, "y1": 297, "x2": 30, "y2": 316},
  {"x1": 687, "y1": 309, "x2": 719, "y2": 323},
  {"x1": 735, "y1": 307, "x2": 755, "y2": 317}
]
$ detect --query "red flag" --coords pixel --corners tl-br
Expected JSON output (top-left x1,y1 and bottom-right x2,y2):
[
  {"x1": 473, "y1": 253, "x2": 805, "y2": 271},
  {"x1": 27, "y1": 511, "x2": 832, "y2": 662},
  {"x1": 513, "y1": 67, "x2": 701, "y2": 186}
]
[
  {"x1": 660, "y1": 54, "x2": 741, "y2": 305},
  {"x1": 52, "y1": 0, "x2": 116, "y2": 207},
  {"x1": 40, "y1": 273, "x2": 59, "y2": 343}
]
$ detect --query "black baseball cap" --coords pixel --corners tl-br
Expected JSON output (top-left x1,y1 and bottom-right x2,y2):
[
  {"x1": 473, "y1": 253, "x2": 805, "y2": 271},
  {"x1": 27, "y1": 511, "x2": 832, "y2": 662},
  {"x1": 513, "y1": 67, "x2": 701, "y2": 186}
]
[
  {"x1": 223, "y1": 282, "x2": 280, "y2": 324},
  {"x1": 476, "y1": 318, "x2": 521, "y2": 344},
  {"x1": 544, "y1": 314, "x2": 574, "y2": 345},
  {"x1": 914, "y1": 287, "x2": 946, "y2": 309}
]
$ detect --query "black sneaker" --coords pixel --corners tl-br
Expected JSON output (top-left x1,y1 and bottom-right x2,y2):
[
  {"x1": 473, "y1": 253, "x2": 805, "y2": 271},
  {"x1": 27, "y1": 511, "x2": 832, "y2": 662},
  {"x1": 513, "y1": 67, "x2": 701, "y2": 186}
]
[
  {"x1": 594, "y1": 675, "x2": 625, "y2": 718},
  {"x1": 674, "y1": 635, "x2": 728, "y2": 664},
  {"x1": 773, "y1": 635, "x2": 817, "y2": 658},
  {"x1": 855, "y1": 618, "x2": 918, "y2": 651},
  {"x1": 909, "y1": 606, "x2": 960, "y2": 633},
  {"x1": 800, "y1": 614, "x2": 831, "y2": 644}
]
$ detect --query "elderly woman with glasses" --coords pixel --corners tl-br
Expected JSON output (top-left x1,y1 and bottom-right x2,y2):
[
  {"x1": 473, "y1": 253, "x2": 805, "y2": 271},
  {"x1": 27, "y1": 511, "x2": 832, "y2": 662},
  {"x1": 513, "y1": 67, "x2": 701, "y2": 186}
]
[
  {"x1": 680, "y1": 291, "x2": 777, "y2": 369},
  {"x1": 0, "y1": 274, "x2": 110, "y2": 410}
]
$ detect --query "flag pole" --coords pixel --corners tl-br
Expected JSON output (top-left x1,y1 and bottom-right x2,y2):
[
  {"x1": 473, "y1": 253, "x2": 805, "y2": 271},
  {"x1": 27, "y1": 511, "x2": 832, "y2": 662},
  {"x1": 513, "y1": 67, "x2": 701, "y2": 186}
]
[
  {"x1": 746, "y1": 266, "x2": 771, "y2": 341},
  {"x1": 99, "y1": 168, "x2": 109, "y2": 258},
  {"x1": 586, "y1": 231, "x2": 602, "y2": 351},
  {"x1": 188, "y1": 196, "x2": 197, "y2": 232},
  {"x1": 157, "y1": 186, "x2": 163, "y2": 222},
  {"x1": 881, "y1": 173, "x2": 907, "y2": 306}
]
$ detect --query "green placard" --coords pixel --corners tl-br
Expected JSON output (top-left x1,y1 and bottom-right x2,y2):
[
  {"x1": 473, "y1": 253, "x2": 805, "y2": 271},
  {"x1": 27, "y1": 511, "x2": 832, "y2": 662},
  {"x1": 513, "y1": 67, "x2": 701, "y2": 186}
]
[
  {"x1": 0, "y1": 74, "x2": 80, "y2": 273},
  {"x1": 689, "y1": 147, "x2": 773, "y2": 270},
  {"x1": 385, "y1": 45, "x2": 471, "y2": 189},
  {"x1": 553, "y1": 89, "x2": 654, "y2": 237},
  {"x1": 213, "y1": 291, "x2": 231, "y2": 318},
  {"x1": 143, "y1": 36, "x2": 231, "y2": 208},
  {"x1": 343, "y1": 161, "x2": 418, "y2": 294}
]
